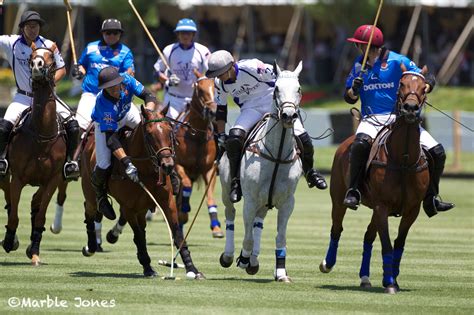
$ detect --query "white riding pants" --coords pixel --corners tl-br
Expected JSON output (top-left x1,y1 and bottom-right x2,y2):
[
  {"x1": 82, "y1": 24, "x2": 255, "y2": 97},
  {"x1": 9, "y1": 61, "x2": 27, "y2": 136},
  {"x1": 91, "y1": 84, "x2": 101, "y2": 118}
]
[
  {"x1": 164, "y1": 93, "x2": 191, "y2": 120},
  {"x1": 76, "y1": 92, "x2": 97, "y2": 130},
  {"x1": 356, "y1": 114, "x2": 439, "y2": 150},
  {"x1": 4, "y1": 93, "x2": 72, "y2": 124},
  {"x1": 95, "y1": 103, "x2": 141, "y2": 169}
]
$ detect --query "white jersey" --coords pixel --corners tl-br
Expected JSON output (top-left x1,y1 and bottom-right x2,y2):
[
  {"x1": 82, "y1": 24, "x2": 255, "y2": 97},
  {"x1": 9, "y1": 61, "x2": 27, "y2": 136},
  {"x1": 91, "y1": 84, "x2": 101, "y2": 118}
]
[
  {"x1": 214, "y1": 59, "x2": 275, "y2": 108},
  {"x1": 154, "y1": 42, "x2": 210, "y2": 98},
  {"x1": 0, "y1": 35, "x2": 65, "y2": 94}
]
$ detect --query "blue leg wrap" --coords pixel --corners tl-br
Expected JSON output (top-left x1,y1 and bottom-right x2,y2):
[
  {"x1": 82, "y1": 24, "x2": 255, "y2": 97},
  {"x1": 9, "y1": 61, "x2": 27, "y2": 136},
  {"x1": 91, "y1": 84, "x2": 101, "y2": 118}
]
[
  {"x1": 181, "y1": 187, "x2": 192, "y2": 213},
  {"x1": 325, "y1": 237, "x2": 339, "y2": 268},
  {"x1": 226, "y1": 223, "x2": 234, "y2": 231},
  {"x1": 211, "y1": 219, "x2": 221, "y2": 228},
  {"x1": 382, "y1": 253, "x2": 394, "y2": 287},
  {"x1": 393, "y1": 247, "x2": 404, "y2": 279},
  {"x1": 276, "y1": 248, "x2": 286, "y2": 258},
  {"x1": 359, "y1": 242, "x2": 373, "y2": 278}
]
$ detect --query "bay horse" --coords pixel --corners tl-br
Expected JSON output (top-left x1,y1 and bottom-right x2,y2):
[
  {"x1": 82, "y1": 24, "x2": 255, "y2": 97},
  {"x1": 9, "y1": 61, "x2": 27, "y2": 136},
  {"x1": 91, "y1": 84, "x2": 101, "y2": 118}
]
[
  {"x1": 320, "y1": 65, "x2": 430, "y2": 293},
  {"x1": 174, "y1": 69, "x2": 223, "y2": 238},
  {"x1": 1, "y1": 44, "x2": 67, "y2": 266},
  {"x1": 81, "y1": 106, "x2": 204, "y2": 278},
  {"x1": 219, "y1": 61, "x2": 304, "y2": 282}
]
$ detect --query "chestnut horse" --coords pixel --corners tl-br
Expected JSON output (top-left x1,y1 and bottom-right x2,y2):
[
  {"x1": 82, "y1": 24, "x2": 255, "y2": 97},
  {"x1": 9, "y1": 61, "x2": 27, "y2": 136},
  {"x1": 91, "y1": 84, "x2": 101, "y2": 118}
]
[
  {"x1": 320, "y1": 66, "x2": 430, "y2": 293},
  {"x1": 81, "y1": 106, "x2": 204, "y2": 278},
  {"x1": 1, "y1": 45, "x2": 67, "y2": 265},
  {"x1": 174, "y1": 70, "x2": 223, "y2": 238}
]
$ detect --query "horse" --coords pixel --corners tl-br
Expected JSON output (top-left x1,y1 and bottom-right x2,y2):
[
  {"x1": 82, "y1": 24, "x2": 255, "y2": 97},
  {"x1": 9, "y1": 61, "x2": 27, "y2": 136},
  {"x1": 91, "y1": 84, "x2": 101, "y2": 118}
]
[
  {"x1": 1, "y1": 44, "x2": 67, "y2": 266},
  {"x1": 174, "y1": 69, "x2": 223, "y2": 238},
  {"x1": 219, "y1": 61, "x2": 304, "y2": 282},
  {"x1": 319, "y1": 65, "x2": 430, "y2": 294},
  {"x1": 80, "y1": 105, "x2": 204, "y2": 278}
]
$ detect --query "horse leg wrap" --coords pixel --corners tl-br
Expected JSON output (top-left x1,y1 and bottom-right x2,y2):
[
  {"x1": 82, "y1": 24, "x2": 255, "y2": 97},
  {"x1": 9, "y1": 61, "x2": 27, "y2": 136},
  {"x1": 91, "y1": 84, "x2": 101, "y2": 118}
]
[
  {"x1": 30, "y1": 209, "x2": 39, "y2": 237},
  {"x1": 181, "y1": 187, "x2": 192, "y2": 213},
  {"x1": 393, "y1": 247, "x2": 404, "y2": 279},
  {"x1": 325, "y1": 237, "x2": 340, "y2": 268},
  {"x1": 276, "y1": 248, "x2": 286, "y2": 270},
  {"x1": 86, "y1": 221, "x2": 97, "y2": 253},
  {"x1": 95, "y1": 221, "x2": 102, "y2": 245},
  {"x1": 252, "y1": 218, "x2": 264, "y2": 256},
  {"x1": 209, "y1": 209, "x2": 220, "y2": 229},
  {"x1": 30, "y1": 227, "x2": 45, "y2": 256},
  {"x1": 236, "y1": 251, "x2": 250, "y2": 268},
  {"x1": 359, "y1": 242, "x2": 373, "y2": 278},
  {"x1": 2, "y1": 226, "x2": 16, "y2": 253},
  {"x1": 137, "y1": 250, "x2": 151, "y2": 267},
  {"x1": 382, "y1": 253, "x2": 395, "y2": 287},
  {"x1": 180, "y1": 246, "x2": 198, "y2": 274}
]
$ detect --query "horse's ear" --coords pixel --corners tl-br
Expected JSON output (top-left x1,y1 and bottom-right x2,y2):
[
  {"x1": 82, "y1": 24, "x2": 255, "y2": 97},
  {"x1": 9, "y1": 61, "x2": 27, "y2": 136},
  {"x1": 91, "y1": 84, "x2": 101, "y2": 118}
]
[
  {"x1": 273, "y1": 60, "x2": 281, "y2": 77},
  {"x1": 193, "y1": 68, "x2": 202, "y2": 78},
  {"x1": 140, "y1": 104, "x2": 148, "y2": 118},
  {"x1": 30, "y1": 42, "x2": 36, "y2": 50},
  {"x1": 50, "y1": 42, "x2": 58, "y2": 53},
  {"x1": 400, "y1": 63, "x2": 407, "y2": 73},
  {"x1": 421, "y1": 65, "x2": 428, "y2": 75},
  {"x1": 294, "y1": 61, "x2": 303, "y2": 76},
  {"x1": 160, "y1": 103, "x2": 169, "y2": 116}
]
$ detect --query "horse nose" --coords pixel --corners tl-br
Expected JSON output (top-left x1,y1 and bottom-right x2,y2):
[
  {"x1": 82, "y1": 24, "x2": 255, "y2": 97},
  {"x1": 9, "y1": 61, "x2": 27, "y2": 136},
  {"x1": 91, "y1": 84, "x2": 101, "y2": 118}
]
[
  {"x1": 161, "y1": 157, "x2": 174, "y2": 175},
  {"x1": 403, "y1": 103, "x2": 419, "y2": 112},
  {"x1": 292, "y1": 113, "x2": 298, "y2": 120}
]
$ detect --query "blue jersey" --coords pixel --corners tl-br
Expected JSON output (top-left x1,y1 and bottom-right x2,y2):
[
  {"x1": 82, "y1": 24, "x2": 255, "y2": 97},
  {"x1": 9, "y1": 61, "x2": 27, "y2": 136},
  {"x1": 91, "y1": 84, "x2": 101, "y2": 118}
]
[
  {"x1": 346, "y1": 50, "x2": 421, "y2": 116},
  {"x1": 78, "y1": 40, "x2": 135, "y2": 94},
  {"x1": 92, "y1": 73, "x2": 144, "y2": 132}
]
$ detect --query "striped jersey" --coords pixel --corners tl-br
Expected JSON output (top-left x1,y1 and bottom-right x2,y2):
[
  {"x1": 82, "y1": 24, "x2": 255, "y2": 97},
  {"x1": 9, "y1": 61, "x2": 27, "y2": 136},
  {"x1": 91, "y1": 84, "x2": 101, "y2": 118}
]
[
  {"x1": 0, "y1": 35, "x2": 65, "y2": 93},
  {"x1": 154, "y1": 42, "x2": 210, "y2": 98},
  {"x1": 78, "y1": 40, "x2": 134, "y2": 95},
  {"x1": 214, "y1": 59, "x2": 275, "y2": 107}
]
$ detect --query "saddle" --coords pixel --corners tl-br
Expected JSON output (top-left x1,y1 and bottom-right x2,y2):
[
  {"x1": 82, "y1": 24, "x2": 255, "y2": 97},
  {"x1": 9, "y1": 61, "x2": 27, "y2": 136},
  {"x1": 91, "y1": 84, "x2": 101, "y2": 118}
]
[{"x1": 12, "y1": 107, "x2": 66, "y2": 142}]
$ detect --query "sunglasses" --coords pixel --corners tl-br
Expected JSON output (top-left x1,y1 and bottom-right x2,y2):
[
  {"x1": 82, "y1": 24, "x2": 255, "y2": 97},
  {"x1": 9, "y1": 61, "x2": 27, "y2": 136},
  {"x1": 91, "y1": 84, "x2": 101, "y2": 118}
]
[{"x1": 104, "y1": 30, "x2": 120, "y2": 36}]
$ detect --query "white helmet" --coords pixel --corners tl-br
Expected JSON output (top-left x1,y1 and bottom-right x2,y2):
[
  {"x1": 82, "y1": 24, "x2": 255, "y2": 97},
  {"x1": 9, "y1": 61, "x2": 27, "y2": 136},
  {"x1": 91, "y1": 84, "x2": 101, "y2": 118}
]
[{"x1": 206, "y1": 50, "x2": 234, "y2": 78}]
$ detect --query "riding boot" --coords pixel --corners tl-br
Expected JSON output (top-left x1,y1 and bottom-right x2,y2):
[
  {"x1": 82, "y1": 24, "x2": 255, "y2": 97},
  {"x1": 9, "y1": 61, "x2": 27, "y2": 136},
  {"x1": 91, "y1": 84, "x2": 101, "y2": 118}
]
[
  {"x1": 297, "y1": 132, "x2": 327, "y2": 189},
  {"x1": 343, "y1": 133, "x2": 372, "y2": 210},
  {"x1": 63, "y1": 120, "x2": 80, "y2": 181},
  {"x1": 91, "y1": 167, "x2": 116, "y2": 220},
  {"x1": 226, "y1": 128, "x2": 246, "y2": 203},
  {"x1": 0, "y1": 119, "x2": 13, "y2": 176},
  {"x1": 423, "y1": 144, "x2": 455, "y2": 217}
]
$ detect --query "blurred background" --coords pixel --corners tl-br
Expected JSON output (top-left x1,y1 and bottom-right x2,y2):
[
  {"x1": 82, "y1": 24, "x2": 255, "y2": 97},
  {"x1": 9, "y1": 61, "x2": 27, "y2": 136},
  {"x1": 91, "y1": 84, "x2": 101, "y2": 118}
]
[{"x1": 0, "y1": 0, "x2": 472, "y2": 171}]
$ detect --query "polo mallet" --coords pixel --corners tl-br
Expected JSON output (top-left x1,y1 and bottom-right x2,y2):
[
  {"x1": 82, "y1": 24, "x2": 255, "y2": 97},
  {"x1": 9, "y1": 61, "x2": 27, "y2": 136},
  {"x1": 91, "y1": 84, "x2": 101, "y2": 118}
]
[
  {"x1": 63, "y1": 0, "x2": 78, "y2": 65},
  {"x1": 128, "y1": 0, "x2": 171, "y2": 73},
  {"x1": 138, "y1": 181, "x2": 178, "y2": 280},
  {"x1": 159, "y1": 164, "x2": 218, "y2": 268},
  {"x1": 359, "y1": 0, "x2": 384, "y2": 74}
]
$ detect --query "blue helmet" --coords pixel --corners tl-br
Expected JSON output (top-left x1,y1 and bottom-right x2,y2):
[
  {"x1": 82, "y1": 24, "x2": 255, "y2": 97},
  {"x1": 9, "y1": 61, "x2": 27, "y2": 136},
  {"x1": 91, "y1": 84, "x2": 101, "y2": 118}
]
[{"x1": 174, "y1": 18, "x2": 197, "y2": 33}]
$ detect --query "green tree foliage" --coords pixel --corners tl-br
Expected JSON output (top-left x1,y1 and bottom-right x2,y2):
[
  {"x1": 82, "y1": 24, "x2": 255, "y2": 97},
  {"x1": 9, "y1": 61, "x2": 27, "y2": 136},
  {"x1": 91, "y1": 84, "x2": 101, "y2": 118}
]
[{"x1": 95, "y1": 0, "x2": 161, "y2": 27}]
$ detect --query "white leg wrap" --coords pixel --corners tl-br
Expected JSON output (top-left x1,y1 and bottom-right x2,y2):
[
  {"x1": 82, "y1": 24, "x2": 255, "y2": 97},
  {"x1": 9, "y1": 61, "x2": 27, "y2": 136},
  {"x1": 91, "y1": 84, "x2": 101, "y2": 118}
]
[
  {"x1": 224, "y1": 220, "x2": 234, "y2": 256},
  {"x1": 51, "y1": 203, "x2": 64, "y2": 233},
  {"x1": 95, "y1": 221, "x2": 102, "y2": 244},
  {"x1": 252, "y1": 217, "x2": 264, "y2": 257}
]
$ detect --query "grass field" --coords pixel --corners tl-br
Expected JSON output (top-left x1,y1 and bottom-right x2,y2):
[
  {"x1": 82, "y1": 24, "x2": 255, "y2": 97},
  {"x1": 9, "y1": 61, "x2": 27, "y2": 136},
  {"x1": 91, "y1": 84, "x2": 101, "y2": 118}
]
[{"x1": 0, "y1": 177, "x2": 472, "y2": 314}]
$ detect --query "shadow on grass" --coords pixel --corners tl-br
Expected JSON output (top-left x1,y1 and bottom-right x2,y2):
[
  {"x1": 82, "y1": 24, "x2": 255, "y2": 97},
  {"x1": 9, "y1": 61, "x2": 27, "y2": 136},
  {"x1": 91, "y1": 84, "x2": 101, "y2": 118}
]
[
  {"x1": 318, "y1": 284, "x2": 412, "y2": 293},
  {"x1": 147, "y1": 242, "x2": 206, "y2": 248},
  {"x1": 0, "y1": 261, "x2": 49, "y2": 266},
  {"x1": 69, "y1": 271, "x2": 144, "y2": 279},
  {"x1": 207, "y1": 277, "x2": 273, "y2": 284},
  {"x1": 45, "y1": 248, "x2": 83, "y2": 253}
]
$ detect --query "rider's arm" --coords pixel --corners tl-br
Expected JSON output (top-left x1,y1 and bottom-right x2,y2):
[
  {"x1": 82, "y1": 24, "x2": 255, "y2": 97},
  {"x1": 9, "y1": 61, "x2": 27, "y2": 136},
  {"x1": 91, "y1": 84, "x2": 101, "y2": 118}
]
[
  {"x1": 54, "y1": 67, "x2": 66, "y2": 84},
  {"x1": 344, "y1": 88, "x2": 358, "y2": 104},
  {"x1": 215, "y1": 79, "x2": 228, "y2": 134},
  {"x1": 106, "y1": 131, "x2": 127, "y2": 161},
  {"x1": 137, "y1": 88, "x2": 158, "y2": 111}
]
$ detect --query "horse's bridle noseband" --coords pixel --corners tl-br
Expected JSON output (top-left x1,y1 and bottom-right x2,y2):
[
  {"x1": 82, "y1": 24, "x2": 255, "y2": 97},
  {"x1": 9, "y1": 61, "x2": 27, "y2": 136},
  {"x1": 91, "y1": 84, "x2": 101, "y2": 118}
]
[
  {"x1": 29, "y1": 47, "x2": 57, "y2": 86},
  {"x1": 143, "y1": 117, "x2": 175, "y2": 172}
]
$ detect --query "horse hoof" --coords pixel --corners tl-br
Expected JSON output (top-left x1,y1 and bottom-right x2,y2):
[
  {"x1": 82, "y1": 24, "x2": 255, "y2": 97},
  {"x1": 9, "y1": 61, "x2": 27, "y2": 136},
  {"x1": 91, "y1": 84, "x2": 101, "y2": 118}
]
[
  {"x1": 26, "y1": 245, "x2": 32, "y2": 259},
  {"x1": 194, "y1": 272, "x2": 206, "y2": 280},
  {"x1": 106, "y1": 230, "x2": 119, "y2": 244},
  {"x1": 211, "y1": 226, "x2": 224, "y2": 238},
  {"x1": 385, "y1": 285, "x2": 397, "y2": 294},
  {"x1": 12, "y1": 237, "x2": 19, "y2": 251},
  {"x1": 82, "y1": 246, "x2": 95, "y2": 257},
  {"x1": 236, "y1": 253, "x2": 249, "y2": 269},
  {"x1": 275, "y1": 275, "x2": 292, "y2": 283},
  {"x1": 246, "y1": 263, "x2": 259, "y2": 275},
  {"x1": 143, "y1": 266, "x2": 157, "y2": 278},
  {"x1": 360, "y1": 276, "x2": 372, "y2": 288},
  {"x1": 50, "y1": 224, "x2": 61, "y2": 234},
  {"x1": 31, "y1": 255, "x2": 41, "y2": 267},
  {"x1": 319, "y1": 259, "x2": 333, "y2": 273},
  {"x1": 219, "y1": 253, "x2": 233, "y2": 268}
]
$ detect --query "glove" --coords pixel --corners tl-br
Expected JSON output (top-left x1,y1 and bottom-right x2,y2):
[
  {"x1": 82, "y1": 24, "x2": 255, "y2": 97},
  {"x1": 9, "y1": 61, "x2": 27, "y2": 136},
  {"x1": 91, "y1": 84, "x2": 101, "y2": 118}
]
[
  {"x1": 168, "y1": 73, "x2": 180, "y2": 87},
  {"x1": 71, "y1": 64, "x2": 84, "y2": 80},
  {"x1": 125, "y1": 162, "x2": 140, "y2": 183},
  {"x1": 216, "y1": 132, "x2": 227, "y2": 161},
  {"x1": 351, "y1": 77, "x2": 363, "y2": 96}
]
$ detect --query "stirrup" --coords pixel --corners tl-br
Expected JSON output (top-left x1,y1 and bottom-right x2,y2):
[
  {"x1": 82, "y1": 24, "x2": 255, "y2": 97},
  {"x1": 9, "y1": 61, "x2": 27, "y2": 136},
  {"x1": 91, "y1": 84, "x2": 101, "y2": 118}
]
[
  {"x1": 343, "y1": 188, "x2": 361, "y2": 210},
  {"x1": 0, "y1": 159, "x2": 8, "y2": 176},
  {"x1": 63, "y1": 161, "x2": 80, "y2": 181}
]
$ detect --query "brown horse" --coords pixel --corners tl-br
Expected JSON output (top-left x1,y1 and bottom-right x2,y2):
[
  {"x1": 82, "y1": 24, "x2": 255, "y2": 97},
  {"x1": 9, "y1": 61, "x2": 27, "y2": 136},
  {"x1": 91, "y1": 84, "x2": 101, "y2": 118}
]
[
  {"x1": 174, "y1": 69, "x2": 223, "y2": 238},
  {"x1": 1, "y1": 45, "x2": 66, "y2": 265},
  {"x1": 81, "y1": 106, "x2": 204, "y2": 278},
  {"x1": 320, "y1": 66, "x2": 430, "y2": 294}
]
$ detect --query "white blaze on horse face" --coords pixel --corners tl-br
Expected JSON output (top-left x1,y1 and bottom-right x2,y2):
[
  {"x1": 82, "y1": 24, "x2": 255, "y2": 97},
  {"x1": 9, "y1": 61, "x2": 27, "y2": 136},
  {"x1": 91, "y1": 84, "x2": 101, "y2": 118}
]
[
  {"x1": 155, "y1": 124, "x2": 163, "y2": 133},
  {"x1": 30, "y1": 48, "x2": 51, "y2": 79}
]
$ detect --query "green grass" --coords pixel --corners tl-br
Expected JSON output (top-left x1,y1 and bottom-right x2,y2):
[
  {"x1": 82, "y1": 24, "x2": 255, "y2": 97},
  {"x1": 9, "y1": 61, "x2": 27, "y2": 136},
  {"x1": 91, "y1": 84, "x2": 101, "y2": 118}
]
[{"x1": 0, "y1": 177, "x2": 472, "y2": 314}]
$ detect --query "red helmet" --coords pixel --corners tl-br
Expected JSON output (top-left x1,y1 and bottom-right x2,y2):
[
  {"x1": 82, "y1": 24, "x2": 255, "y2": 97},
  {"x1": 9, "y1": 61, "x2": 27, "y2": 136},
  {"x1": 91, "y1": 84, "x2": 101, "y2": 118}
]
[{"x1": 347, "y1": 25, "x2": 384, "y2": 47}]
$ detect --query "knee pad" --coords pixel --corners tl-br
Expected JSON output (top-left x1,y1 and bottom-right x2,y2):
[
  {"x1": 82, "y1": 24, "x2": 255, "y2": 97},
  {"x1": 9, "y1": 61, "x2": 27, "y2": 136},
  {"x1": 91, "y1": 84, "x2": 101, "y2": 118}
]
[
  {"x1": 226, "y1": 128, "x2": 246, "y2": 154},
  {"x1": 429, "y1": 144, "x2": 446, "y2": 168},
  {"x1": 297, "y1": 132, "x2": 312, "y2": 147},
  {"x1": 0, "y1": 119, "x2": 14, "y2": 134},
  {"x1": 352, "y1": 133, "x2": 372, "y2": 155},
  {"x1": 65, "y1": 119, "x2": 80, "y2": 132}
]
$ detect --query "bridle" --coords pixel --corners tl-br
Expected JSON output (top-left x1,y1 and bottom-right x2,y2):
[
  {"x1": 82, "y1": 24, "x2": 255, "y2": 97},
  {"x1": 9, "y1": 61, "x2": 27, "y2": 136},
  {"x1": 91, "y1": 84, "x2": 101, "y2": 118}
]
[
  {"x1": 29, "y1": 47, "x2": 57, "y2": 88},
  {"x1": 396, "y1": 71, "x2": 426, "y2": 122},
  {"x1": 142, "y1": 115, "x2": 175, "y2": 173},
  {"x1": 272, "y1": 85, "x2": 301, "y2": 124},
  {"x1": 190, "y1": 76, "x2": 216, "y2": 121}
]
